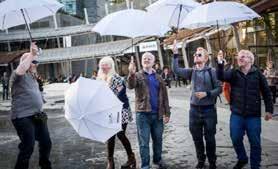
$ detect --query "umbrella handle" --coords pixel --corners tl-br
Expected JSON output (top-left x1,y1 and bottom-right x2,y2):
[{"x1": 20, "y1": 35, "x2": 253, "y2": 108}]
[{"x1": 20, "y1": 9, "x2": 33, "y2": 44}]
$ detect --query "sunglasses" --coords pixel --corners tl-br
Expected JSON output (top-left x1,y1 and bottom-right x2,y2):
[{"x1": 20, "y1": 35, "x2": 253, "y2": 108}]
[
  {"x1": 194, "y1": 53, "x2": 203, "y2": 57},
  {"x1": 31, "y1": 60, "x2": 39, "y2": 65}
]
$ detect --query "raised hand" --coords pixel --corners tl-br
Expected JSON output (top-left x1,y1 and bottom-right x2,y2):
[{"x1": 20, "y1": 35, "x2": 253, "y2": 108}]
[
  {"x1": 217, "y1": 50, "x2": 224, "y2": 63},
  {"x1": 128, "y1": 56, "x2": 136, "y2": 74},
  {"x1": 30, "y1": 42, "x2": 38, "y2": 56},
  {"x1": 172, "y1": 39, "x2": 178, "y2": 54}
]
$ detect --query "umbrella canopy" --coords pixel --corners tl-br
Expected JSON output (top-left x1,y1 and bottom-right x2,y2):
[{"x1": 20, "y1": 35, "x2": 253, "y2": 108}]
[
  {"x1": 180, "y1": 1, "x2": 260, "y2": 29},
  {"x1": 145, "y1": 0, "x2": 200, "y2": 34},
  {"x1": 64, "y1": 77, "x2": 123, "y2": 143},
  {"x1": 92, "y1": 9, "x2": 161, "y2": 38},
  {"x1": 0, "y1": 0, "x2": 63, "y2": 30}
]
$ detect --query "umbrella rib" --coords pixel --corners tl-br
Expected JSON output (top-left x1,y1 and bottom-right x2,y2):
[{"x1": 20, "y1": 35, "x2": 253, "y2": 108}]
[
  {"x1": 82, "y1": 118, "x2": 97, "y2": 140},
  {"x1": 43, "y1": 4, "x2": 55, "y2": 13},
  {"x1": 82, "y1": 84, "x2": 102, "y2": 114},
  {"x1": 2, "y1": 14, "x2": 6, "y2": 30}
]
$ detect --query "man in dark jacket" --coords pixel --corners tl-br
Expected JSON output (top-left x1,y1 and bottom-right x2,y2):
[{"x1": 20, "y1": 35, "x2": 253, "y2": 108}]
[
  {"x1": 217, "y1": 50, "x2": 273, "y2": 169},
  {"x1": 172, "y1": 41, "x2": 222, "y2": 169}
]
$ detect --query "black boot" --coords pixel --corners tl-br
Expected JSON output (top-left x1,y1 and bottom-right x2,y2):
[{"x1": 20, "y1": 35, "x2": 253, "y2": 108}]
[
  {"x1": 209, "y1": 162, "x2": 217, "y2": 169},
  {"x1": 195, "y1": 161, "x2": 205, "y2": 169},
  {"x1": 233, "y1": 160, "x2": 248, "y2": 169},
  {"x1": 106, "y1": 157, "x2": 115, "y2": 169},
  {"x1": 121, "y1": 152, "x2": 136, "y2": 169}
]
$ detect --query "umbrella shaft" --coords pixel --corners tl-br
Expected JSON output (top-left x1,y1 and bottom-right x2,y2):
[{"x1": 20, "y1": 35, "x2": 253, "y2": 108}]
[
  {"x1": 20, "y1": 9, "x2": 33, "y2": 44},
  {"x1": 216, "y1": 20, "x2": 221, "y2": 50},
  {"x1": 177, "y1": 5, "x2": 183, "y2": 29}
]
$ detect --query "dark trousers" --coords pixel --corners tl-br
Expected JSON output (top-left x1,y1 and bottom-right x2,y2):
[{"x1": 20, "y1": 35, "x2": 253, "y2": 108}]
[
  {"x1": 2, "y1": 86, "x2": 8, "y2": 100},
  {"x1": 269, "y1": 86, "x2": 276, "y2": 103},
  {"x1": 189, "y1": 105, "x2": 217, "y2": 164},
  {"x1": 230, "y1": 114, "x2": 261, "y2": 169},
  {"x1": 175, "y1": 79, "x2": 181, "y2": 87},
  {"x1": 12, "y1": 115, "x2": 52, "y2": 169},
  {"x1": 107, "y1": 123, "x2": 133, "y2": 158}
]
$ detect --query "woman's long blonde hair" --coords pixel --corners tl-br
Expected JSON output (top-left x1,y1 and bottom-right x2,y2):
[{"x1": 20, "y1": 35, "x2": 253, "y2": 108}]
[{"x1": 97, "y1": 56, "x2": 116, "y2": 82}]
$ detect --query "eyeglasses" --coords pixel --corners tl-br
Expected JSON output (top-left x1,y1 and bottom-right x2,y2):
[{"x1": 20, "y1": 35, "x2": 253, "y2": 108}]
[
  {"x1": 31, "y1": 60, "x2": 39, "y2": 65},
  {"x1": 194, "y1": 53, "x2": 202, "y2": 57},
  {"x1": 238, "y1": 55, "x2": 249, "y2": 59}
]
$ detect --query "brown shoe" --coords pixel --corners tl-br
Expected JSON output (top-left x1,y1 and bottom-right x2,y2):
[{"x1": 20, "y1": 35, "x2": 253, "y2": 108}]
[
  {"x1": 106, "y1": 157, "x2": 115, "y2": 169},
  {"x1": 121, "y1": 153, "x2": 136, "y2": 169}
]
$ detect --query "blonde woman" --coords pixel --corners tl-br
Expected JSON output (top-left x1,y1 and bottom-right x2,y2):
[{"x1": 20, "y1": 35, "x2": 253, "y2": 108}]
[{"x1": 97, "y1": 56, "x2": 136, "y2": 169}]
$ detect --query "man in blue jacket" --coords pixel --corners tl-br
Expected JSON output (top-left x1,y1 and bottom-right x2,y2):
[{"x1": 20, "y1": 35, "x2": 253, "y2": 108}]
[
  {"x1": 217, "y1": 50, "x2": 273, "y2": 169},
  {"x1": 172, "y1": 41, "x2": 222, "y2": 169}
]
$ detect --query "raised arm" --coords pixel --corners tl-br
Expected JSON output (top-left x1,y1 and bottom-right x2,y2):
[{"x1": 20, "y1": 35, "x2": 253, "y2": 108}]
[
  {"x1": 127, "y1": 56, "x2": 137, "y2": 89},
  {"x1": 16, "y1": 43, "x2": 38, "y2": 75},
  {"x1": 171, "y1": 40, "x2": 192, "y2": 79},
  {"x1": 216, "y1": 51, "x2": 233, "y2": 82},
  {"x1": 172, "y1": 56, "x2": 193, "y2": 80}
]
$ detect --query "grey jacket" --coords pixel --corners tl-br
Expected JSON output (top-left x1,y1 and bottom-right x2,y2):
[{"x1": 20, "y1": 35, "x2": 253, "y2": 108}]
[{"x1": 172, "y1": 57, "x2": 222, "y2": 106}]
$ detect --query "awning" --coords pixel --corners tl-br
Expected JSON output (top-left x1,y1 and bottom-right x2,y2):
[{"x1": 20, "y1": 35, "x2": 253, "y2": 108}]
[
  {"x1": 38, "y1": 38, "x2": 145, "y2": 64},
  {"x1": 0, "y1": 24, "x2": 95, "y2": 42},
  {"x1": 250, "y1": 0, "x2": 278, "y2": 13}
]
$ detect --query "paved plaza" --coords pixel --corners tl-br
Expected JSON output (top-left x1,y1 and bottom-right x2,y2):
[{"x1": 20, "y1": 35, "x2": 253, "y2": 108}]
[{"x1": 0, "y1": 83, "x2": 278, "y2": 169}]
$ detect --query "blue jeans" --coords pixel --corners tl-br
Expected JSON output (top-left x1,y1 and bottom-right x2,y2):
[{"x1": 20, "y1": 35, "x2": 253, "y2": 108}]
[
  {"x1": 230, "y1": 114, "x2": 261, "y2": 169},
  {"x1": 12, "y1": 115, "x2": 52, "y2": 169},
  {"x1": 189, "y1": 105, "x2": 217, "y2": 164},
  {"x1": 136, "y1": 113, "x2": 164, "y2": 169}
]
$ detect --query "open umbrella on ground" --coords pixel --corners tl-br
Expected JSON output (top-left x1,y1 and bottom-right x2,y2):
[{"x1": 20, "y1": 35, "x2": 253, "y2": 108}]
[
  {"x1": 180, "y1": 1, "x2": 260, "y2": 49},
  {"x1": 64, "y1": 77, "x2": 123, "y2": 143},
  {"x1": 0, "y1": 0, "x2": 63, "y2": 43},
  {"x1": 145, "y1": 0, "x2": 200, "y2": 35}
]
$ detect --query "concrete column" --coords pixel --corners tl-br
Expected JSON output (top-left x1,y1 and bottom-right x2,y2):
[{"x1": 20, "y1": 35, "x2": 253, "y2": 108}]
[
  {"x1": 114, "y1": 56, "x2": 119, "y2": 73},
  {"x1": 126, "y1": 0, "x2": 130, "y2": 9},
  {"x1": 181, "y1": 40, "x2": 189, "y2": 68},
  {"x1": 156, "y1": 39, "x2": 164, "y2": 68},
  {"x1": 68, "y1": 60, "x2": 72, "y2": 75},
  {"x1": 5, "y1": 29, "x2": 11, "y2": 52},
  {"x1": 105, "y1": 2, "x2": 109, "y2": 15},
  {"x1": 84, "y1": 8, "x2": 89, "y2": 25},
  {"x1": 57, "y1": 37, "x2": 61, "y2": 48},
  {"x1": 130, "y1": 0, "x2": 134, "y2": 9},
  {"x1": 53, "y1": 14, "x2": 58, "y2": 30},
  {"x1": 84, "y1": 60, "x2": 88, "y2": 76}
]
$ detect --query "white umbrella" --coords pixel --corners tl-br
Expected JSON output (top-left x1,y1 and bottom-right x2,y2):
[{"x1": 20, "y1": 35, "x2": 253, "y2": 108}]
[
  {"x1": 180, "y1": 1, "x2": 260, "y2": 29},
  {"x1": 145, "y1": 0, "x2": 200, "y2": 35},
  {"x1": 64, "y1": 77, "x2": 123, "y2": 143},
  {"x1": 180, "y1": 1, "x2": 260, "y2": 49},
  {"x1": 0, "y1": 0, "x2": 63, "y2": 42},
  {"x1": 92, "y1": 9, "x2": 160, "y2": 38}
]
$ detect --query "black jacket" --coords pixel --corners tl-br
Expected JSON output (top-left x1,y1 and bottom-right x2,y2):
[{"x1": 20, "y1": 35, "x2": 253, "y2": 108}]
[{"x1": 217, "y1": 63, "x2": 273, "y2": 117}]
